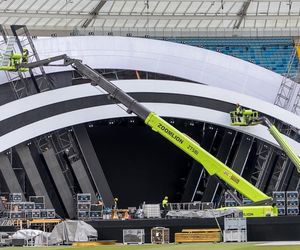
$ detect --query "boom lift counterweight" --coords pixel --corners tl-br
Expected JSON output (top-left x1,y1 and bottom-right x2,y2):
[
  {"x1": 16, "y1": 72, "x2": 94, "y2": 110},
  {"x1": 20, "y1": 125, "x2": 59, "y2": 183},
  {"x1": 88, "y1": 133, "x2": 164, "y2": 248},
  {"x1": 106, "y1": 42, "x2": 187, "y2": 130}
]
[{"x1": 17, "y1": 55, "x2": 277, "y2": 217}]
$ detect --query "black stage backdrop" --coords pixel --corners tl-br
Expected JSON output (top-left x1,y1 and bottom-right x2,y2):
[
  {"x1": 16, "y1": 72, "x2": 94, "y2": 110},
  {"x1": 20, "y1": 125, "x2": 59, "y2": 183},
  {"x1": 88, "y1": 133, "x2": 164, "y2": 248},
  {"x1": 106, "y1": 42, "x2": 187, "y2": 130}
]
[{"x1": 86, "y1": 118, "x2": 204, "y2": 208}]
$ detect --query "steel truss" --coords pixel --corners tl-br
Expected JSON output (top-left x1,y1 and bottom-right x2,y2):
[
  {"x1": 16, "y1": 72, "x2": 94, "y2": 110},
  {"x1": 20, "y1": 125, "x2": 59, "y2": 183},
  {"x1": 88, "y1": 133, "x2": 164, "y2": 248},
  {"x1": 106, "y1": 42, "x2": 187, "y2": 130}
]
[
  {"x1": 266, "y1": 150, "x2": 289, "y2": 194},
  {"x1": 250, "y1": 142, "x2": 273, "y2": 188},
  {"x1": 0, "y1": 25, "x2": 87, "y2": 197},
  {"x1": 274, "y1": 48, "x2": 297, "y2": 109}
]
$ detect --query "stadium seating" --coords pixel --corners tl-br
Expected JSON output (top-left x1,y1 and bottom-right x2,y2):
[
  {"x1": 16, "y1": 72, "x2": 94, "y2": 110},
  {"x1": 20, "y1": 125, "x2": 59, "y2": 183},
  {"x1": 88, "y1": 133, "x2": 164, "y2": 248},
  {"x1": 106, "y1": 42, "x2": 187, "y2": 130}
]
[{"x1": 164, "y1": 37, "x2": 298, "y2": 75}]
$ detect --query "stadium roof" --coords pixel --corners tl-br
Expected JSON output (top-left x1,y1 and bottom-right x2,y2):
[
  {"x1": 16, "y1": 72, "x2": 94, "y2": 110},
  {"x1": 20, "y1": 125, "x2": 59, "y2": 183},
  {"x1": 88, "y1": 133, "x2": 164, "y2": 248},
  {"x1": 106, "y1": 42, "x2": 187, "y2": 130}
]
[{"x1": 1, "y1": 0, "x2": 300, "y2": 37}]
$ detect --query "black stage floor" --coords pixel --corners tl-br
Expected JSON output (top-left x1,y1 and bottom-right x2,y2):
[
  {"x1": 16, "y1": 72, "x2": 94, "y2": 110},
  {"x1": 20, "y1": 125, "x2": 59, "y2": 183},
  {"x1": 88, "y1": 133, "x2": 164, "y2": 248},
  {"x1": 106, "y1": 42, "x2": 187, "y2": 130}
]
[{"x1": 88, "y1": 216, "x2": 300, "y2": 242}]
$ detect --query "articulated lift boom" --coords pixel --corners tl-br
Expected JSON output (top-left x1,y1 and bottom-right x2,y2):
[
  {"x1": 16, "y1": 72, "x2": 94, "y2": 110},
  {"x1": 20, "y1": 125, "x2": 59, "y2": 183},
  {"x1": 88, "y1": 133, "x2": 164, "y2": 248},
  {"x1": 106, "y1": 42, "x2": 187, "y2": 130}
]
[
  {"x1": 259, "y1": 117, "x2": 300, "y2": 173},
  {"x1": 17, "y1": 55, "x2": 277, "y2": 217},
  {"x1": 230, "y1": 108, "x2": 300, "y2": 173}
]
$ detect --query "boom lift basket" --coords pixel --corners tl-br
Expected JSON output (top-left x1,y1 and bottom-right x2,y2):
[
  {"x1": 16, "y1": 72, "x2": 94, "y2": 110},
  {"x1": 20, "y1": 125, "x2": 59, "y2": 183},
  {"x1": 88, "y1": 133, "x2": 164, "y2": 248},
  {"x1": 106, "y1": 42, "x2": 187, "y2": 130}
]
[{"x1": 230, "y1": 110, "x2": 260, "y2": 126}]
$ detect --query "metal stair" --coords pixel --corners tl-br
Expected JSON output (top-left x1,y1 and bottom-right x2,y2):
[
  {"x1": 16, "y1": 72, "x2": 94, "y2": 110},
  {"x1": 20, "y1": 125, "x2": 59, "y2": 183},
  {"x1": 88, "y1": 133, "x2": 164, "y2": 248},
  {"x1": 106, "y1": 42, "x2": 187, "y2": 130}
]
[{"x1": 0, "y1": 36, "x2": 15, "y2": 67}]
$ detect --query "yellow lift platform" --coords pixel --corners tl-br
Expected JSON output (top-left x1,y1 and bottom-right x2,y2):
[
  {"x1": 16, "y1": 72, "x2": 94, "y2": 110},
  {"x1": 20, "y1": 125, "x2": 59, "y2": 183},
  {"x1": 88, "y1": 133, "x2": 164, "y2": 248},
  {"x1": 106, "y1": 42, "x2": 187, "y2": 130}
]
[{"x1": 0, "y1": 52, "x2": 29, "y2": 72}]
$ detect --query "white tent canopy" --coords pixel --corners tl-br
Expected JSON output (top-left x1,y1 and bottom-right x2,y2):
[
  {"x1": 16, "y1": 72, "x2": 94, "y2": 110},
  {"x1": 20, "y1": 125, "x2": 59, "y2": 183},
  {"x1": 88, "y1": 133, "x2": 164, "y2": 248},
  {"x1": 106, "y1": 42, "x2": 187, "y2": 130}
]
[
  {"x1": 12, "y1": 229, "x2": 51, "y2": 246},
  {"x1": 49, "y1": 220, "x2": 98, "y2": 244}
]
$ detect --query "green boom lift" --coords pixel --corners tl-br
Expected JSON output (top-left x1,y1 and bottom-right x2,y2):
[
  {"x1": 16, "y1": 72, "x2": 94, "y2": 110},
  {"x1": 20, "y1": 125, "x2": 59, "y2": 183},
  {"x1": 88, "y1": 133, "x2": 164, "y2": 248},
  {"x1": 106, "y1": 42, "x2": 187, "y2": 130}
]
[
  {"x1": 0, "y1": 50, "x2": 29, "y2": 72},
  {"x1": 230, "y1": 106, "x2": 300, "y2": 173},
  {"x1": 15, "y1": 55, "x2": 278, "y2": 217}
]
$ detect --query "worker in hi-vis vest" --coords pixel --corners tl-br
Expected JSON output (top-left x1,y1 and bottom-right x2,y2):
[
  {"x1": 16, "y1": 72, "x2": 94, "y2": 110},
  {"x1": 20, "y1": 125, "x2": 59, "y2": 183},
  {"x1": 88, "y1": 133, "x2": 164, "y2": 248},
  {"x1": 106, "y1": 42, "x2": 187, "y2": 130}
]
[
  {"x1": 235, "y1": 103, "x2": 243, "y2": 122},
  {"x1": 162, "y1": 196, "x2": 168, "y2": 217}
]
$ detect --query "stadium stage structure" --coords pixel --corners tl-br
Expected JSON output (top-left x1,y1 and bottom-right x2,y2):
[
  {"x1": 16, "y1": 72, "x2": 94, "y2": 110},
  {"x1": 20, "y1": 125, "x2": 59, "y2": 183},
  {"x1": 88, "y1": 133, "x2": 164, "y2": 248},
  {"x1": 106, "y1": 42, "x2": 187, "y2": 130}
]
[{"x1": 0, "y1": 34, "x2": 300, "y2": 242}]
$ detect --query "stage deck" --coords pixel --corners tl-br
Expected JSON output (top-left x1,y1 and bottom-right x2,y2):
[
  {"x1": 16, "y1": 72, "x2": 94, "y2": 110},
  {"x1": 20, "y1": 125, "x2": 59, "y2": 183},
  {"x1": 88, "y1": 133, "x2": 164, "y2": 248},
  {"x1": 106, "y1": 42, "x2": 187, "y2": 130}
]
[{"x1": 88, "y1": 216, "x2": 300, "y2": 242}]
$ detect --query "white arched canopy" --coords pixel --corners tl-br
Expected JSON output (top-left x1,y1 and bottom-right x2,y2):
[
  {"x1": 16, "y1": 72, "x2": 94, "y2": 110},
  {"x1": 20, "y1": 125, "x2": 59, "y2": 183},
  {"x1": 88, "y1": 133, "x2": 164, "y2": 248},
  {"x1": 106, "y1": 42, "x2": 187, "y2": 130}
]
[
  {"x1": 0, "y1": 80, "x2": 299, "y2": 154},
  {"x1": 0, "y1": 36, "x2": 284, "y2": 103}
]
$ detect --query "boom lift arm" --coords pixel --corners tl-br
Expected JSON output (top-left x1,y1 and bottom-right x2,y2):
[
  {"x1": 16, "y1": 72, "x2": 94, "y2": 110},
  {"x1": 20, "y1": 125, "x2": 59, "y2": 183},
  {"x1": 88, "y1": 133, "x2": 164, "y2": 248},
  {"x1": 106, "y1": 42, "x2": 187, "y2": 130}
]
[
  {"x1": 19, "y1": 55, "x2": 277, "y2": 217},
  {"x1": 231, "y1": 107, "x2": 300, "y2": 173},
  {"x1": 258, "y1": 117, "x2": 300, "y2": 173}
]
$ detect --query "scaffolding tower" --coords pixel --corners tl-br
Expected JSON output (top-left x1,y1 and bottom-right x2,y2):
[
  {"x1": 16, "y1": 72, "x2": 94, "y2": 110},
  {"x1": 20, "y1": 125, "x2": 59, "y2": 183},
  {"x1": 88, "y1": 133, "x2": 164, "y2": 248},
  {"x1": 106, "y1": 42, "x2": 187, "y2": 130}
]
[
  {"x1": 291, "y1": 43, "x2": 300, "y2": 115},
  {"x1": 11, "y1": 25, "x2": 54, "y2": 94},
  {"x1": 274, "y1": 47, "x2": 298, "y2": 110},
  {"x1": 274, "y1": 40, "x2": 300, "y2": 192}
]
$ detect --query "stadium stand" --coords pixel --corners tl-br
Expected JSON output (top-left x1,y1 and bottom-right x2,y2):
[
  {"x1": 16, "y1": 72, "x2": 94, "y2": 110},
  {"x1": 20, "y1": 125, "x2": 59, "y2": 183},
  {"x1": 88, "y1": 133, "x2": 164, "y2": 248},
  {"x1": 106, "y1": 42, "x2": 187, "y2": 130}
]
[{"x1": 165, "y1": 37, "x2": 298, "y2": 75}]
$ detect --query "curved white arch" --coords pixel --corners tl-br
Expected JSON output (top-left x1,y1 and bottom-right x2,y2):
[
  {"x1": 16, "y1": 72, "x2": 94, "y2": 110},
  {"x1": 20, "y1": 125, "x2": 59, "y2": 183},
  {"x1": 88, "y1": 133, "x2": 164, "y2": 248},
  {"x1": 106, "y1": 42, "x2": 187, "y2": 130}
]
[
  {"x1": 0, "y1": 103, "x2": 299, "y2": 155},
  {"x1": 1, "y1": 80, "x2": 299, "y2": 129},
  {"x1": 0, "y1": 80, "x2": 299, "y2": 154},
  {"x1": 0, "y1": 36, "x2": 284, "y2": 103}
]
